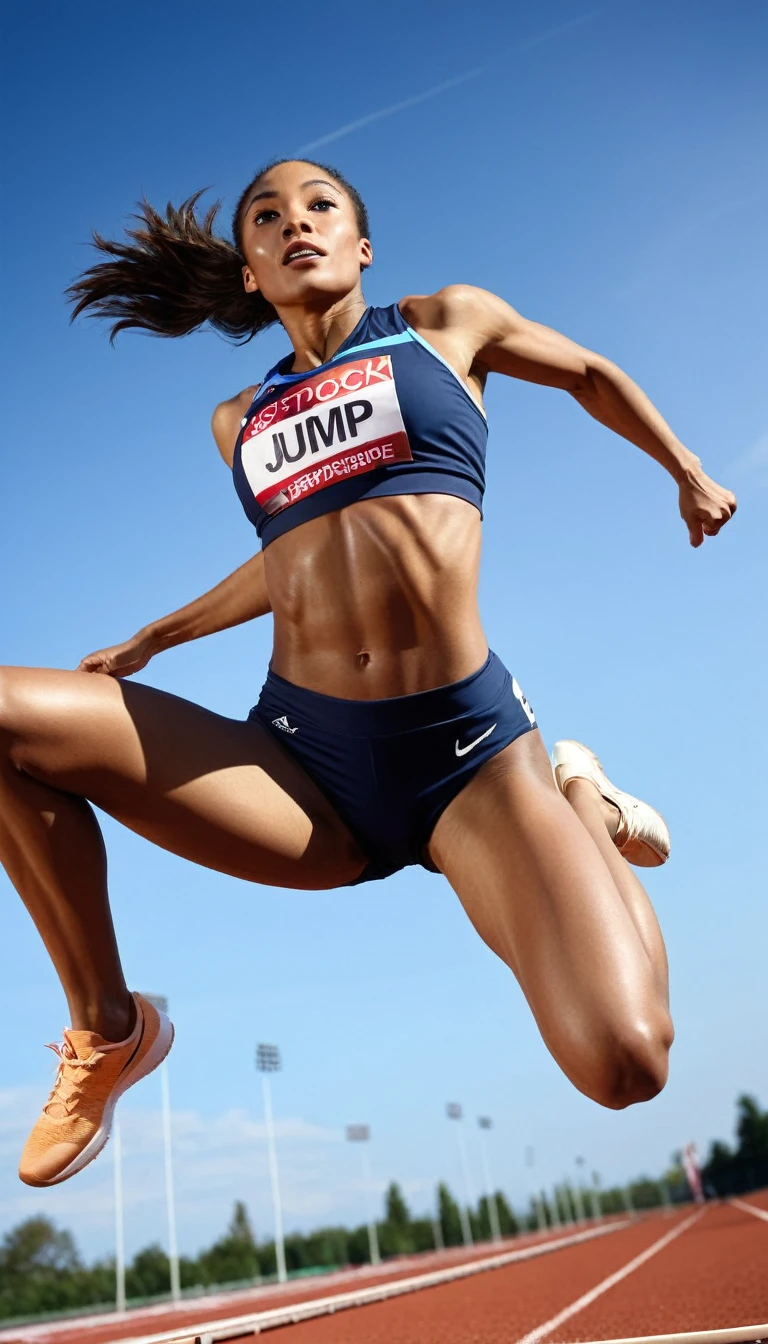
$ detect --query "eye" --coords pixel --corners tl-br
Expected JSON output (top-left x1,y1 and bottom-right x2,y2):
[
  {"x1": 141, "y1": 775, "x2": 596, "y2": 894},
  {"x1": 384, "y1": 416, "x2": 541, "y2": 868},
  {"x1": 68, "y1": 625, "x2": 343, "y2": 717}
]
[
  {"x1": 253, "y1": 208, "x2": 278, "y2": 226},
  {"x1": 310, "y1": 197, "x2": 336, "y2": 213}
]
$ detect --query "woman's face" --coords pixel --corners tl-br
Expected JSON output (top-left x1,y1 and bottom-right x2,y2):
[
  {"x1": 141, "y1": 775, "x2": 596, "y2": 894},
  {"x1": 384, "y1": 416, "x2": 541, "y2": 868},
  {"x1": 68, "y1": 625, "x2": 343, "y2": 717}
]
[{"x1": 239, "y1": 161, "x2": 372, "y2": 311}]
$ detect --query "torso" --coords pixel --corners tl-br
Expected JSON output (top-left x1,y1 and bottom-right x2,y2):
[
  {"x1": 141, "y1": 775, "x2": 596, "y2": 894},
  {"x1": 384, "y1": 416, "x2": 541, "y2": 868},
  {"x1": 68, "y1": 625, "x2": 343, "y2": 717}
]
[{"x1": 217, "y1": 297, "x2": 490, "y2": 699}]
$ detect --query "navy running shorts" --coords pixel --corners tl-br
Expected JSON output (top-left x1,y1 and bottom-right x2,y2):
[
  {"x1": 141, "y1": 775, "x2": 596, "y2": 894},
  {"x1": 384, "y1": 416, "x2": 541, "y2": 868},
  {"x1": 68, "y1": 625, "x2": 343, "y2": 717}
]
[{"x1": 248, "y1": 650, "x2": 537, "y2": 884}]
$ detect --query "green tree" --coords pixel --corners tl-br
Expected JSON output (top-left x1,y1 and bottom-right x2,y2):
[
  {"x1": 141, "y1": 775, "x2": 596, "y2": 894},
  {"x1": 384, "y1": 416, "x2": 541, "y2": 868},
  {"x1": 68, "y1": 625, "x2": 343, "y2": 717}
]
[
  {"x1": 126, "y1": 1244, "x2": 171, "y2": 1299},
  {"x1": 735, "y1": 1095, "x2": 768, "y2": 1163},
  {"x1": 437, "y1": 1182, "x2": 463, "y2": 1247},
  {"x1": 198, "y1": 1202, "x2": 259, "y2": 1286},
  {"x1": 379, "y1": 1182, "x2": 414, "y2": 1256},
  {"x1": 0, "y1": 1217, "x2": 82, "y2": 1318}
]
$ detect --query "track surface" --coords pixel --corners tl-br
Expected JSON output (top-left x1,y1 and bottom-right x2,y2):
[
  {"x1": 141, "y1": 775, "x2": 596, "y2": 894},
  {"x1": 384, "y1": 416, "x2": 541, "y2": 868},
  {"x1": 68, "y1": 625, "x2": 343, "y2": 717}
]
[
  {"x1": 0, "y1": 1228, "x2": 602, "y2": 1344},
  {"x1": 244, "y1": 1200, "x2": 767, "y2": 1343},
  {"x1": 2, "y1": 1198, "x2": 766, "y2": 1344}
]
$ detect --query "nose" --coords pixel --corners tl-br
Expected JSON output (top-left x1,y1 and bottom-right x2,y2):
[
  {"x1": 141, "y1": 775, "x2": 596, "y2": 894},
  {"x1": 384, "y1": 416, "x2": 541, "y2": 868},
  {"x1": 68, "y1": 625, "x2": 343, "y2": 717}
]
[{"x1": 281, "y1": 214, "x2": 313, "y2": 240}]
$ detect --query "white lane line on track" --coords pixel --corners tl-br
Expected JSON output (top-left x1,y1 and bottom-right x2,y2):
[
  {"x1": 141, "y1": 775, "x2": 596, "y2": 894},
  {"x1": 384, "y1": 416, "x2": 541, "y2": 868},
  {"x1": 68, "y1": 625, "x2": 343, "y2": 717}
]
[
  {"x1": 730, "y1": 1196, "x2": 768, "y2": 1224},
  {"x1": 112, "y1": 1219, "x2": 631, "y2": 1344},
  {"x1": 514, "y1": 1207, "x2": 706, "y2": 1344},
  {"x1": 572, "y1": 1326, "x2": 768, "y2": 1344}
]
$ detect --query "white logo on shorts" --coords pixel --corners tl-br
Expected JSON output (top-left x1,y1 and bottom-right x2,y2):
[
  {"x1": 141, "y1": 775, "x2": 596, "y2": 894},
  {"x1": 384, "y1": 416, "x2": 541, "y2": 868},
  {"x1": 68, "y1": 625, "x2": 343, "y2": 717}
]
[
  {"x1": 512, "y1": 678, "x2": 536, "y2": 726},
  {"x1": 272, "y1": 714, "x2": 298, "y2": 734},
  {"x1": 455, "y1": 723, "x2": 497, "y2": 757}
]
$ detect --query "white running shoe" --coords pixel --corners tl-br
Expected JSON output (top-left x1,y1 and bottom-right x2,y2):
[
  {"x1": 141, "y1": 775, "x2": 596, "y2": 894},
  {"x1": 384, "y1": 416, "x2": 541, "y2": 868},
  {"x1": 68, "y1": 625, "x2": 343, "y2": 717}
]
[{"x1": 552, "y1": 740, "x2": 670, "y2": 867}]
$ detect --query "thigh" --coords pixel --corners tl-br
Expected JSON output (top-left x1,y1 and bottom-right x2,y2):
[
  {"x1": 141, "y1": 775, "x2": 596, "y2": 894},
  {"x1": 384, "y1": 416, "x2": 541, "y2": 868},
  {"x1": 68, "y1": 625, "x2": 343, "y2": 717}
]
[
  {"x1": 1, "y1": 667, "x2": 365, "y2": 889},
  {"x1": 427, "y1": 730, "x2": 668, "y2": 1095}
]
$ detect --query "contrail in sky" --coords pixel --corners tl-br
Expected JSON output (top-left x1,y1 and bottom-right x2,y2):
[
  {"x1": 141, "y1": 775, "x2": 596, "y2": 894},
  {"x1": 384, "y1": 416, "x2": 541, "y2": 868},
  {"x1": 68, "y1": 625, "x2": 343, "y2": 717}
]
[{"x1": 295, "y1": 7, "x2": 608, "y2": 155}]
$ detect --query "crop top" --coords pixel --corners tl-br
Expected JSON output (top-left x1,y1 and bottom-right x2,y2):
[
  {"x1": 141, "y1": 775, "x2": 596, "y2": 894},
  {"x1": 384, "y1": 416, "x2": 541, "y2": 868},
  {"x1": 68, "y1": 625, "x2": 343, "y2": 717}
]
[{"x1": 232, "y1": 301, "x2": 488, "y2": 549}]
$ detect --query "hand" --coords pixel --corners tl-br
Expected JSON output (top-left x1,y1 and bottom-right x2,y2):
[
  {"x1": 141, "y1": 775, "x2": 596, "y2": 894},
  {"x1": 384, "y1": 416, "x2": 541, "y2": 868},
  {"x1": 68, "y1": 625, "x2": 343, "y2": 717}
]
[
  {"x1": 678, "y1": 465, "x2": 737, "y2": 548},
  {"x1": 77, "y1": 631, "x2": 157, "y2": 677}
]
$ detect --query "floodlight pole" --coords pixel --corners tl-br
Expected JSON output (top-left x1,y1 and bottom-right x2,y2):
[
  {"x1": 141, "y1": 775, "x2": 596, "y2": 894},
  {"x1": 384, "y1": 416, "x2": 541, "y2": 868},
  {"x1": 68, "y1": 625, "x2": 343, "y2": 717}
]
[
  {"x1": 345, "y1": 1126, "x2": 380, "y2": 1266},
  {"x1": 590, "y1": 1169, "x2": 604, "y2": 1223},
  {"x1": 143, "y1": 994, "x2": 180, "y2": 1302},
  {"x1": 526, "y1": 1145, "x2": 547, "y2": 1236},
  {"x1": 477, "y1": 1118, "x2": 502, "y2": 1243},
  {"x1": 256, "y1": 1044, "x2": 287, "y2": 1283},
  {"x1": 572, "y1": 1159, "x2": 587, "y2": 1224},
  {"x1": 114, "y1": 1120, "x2": 126, "y2": 1314},
  {"x1": 550, "y1": 1184, "x2": 562, "y2": 1228},
  {"x1": 446, "y1": 1105, "x2": 473, "y2": 1247}
]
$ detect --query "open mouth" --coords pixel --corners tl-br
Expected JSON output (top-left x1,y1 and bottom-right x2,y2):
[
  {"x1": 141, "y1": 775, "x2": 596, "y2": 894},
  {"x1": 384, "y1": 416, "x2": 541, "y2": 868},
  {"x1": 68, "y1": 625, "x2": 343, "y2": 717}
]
[{"x1": 283, "y1": 244, "x2": 324, "y2": 266}]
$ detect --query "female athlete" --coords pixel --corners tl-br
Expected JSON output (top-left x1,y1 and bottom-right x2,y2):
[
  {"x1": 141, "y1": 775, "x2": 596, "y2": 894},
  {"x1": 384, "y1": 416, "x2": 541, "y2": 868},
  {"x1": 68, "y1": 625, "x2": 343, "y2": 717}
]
[{"x1": 0, "y1": 159, "x2": 736, "y2": 1187}]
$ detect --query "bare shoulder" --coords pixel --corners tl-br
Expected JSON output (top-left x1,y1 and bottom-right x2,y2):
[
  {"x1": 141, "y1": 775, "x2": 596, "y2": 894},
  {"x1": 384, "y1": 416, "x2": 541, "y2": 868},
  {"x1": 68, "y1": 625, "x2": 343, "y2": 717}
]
[
  {"x1": 399, "y1": 285, "x2": 513, "y2": 335},
  {"x1": 211, "y1": 386, "x2": 260, "y2": 467}
]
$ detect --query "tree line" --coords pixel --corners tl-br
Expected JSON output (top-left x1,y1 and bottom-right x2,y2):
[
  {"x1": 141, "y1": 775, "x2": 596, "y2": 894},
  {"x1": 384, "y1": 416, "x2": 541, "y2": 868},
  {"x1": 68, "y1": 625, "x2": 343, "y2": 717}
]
[{"x1": 2, "y1": 1092, "x2": 765, "y2": 1324}]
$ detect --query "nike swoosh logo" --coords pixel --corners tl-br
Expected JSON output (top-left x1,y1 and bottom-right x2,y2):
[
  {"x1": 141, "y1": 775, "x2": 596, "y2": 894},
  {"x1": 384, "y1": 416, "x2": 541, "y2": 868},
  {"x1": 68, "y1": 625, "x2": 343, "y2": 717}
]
[{"x1": 455, "y1": 723, "x2": 497, "y2": 757}]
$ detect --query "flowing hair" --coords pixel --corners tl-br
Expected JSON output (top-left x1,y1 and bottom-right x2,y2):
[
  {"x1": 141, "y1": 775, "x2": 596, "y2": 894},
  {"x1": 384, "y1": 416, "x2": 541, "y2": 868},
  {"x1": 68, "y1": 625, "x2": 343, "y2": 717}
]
[{"x1": 67, "y1": 160, "x2": 371, "y2": 345}]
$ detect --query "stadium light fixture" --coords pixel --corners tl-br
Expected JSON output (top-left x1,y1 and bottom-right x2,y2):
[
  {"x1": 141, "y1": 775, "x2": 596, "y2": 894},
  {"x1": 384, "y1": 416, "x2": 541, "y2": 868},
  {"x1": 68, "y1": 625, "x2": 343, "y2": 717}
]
[
  {"x1": 256, "y1": 1044, "x2": 287, "y2": 1283},
  {"x1": 445, "y1": 1104, "x2": 473, "y2": 1247},
  {"x1": 346, "y1": 1124, "x2": 381, "y2": 1265},
  {"x1": 476, "y1": 1117, "x2": 502, "y2": 1244}
]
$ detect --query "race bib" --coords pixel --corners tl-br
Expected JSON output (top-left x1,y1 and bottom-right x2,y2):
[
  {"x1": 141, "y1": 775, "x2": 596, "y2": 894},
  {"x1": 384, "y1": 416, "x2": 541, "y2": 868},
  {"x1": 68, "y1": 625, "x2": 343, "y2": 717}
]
[{"x1": 240, "y1": 355, "x2": 412, "y2": 516}]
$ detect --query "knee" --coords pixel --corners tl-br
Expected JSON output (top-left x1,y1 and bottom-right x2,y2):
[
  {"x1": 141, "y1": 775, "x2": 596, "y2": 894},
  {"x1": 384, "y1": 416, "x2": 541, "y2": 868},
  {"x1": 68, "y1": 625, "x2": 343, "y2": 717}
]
[{"x1": 591, "y1": 1012, "x2": 674, "y2": 1110}]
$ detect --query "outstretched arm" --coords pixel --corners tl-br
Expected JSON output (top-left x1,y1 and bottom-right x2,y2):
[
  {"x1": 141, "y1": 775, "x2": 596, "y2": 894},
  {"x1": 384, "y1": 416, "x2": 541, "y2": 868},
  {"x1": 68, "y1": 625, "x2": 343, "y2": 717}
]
[
  {"x1": 79, "y1": 387, "x2": 270, "y2": 677},
  {"x1": 405, "y1": 286, "x2": 737, "y2": 548},
  {"x1": 78, "y1": 552, "x2": 271, "y2": 676}
]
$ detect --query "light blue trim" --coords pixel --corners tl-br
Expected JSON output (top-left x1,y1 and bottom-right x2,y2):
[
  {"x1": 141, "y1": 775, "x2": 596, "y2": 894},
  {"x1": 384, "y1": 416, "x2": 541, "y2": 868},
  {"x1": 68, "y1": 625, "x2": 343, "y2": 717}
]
[
  {"x1": 262, "y1": 331, "x2": 413, "y2": 390},
  {"x1": 405, "y1": 326, "x2": 487, "y2": 421}
]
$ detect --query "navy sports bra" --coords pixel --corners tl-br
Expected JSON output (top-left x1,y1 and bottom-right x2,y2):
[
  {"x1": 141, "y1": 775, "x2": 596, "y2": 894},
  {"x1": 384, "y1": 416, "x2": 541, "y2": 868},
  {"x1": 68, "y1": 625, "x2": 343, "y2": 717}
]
[{"x1": 232, "y1": 301, "x2": 488, "y2": 549}]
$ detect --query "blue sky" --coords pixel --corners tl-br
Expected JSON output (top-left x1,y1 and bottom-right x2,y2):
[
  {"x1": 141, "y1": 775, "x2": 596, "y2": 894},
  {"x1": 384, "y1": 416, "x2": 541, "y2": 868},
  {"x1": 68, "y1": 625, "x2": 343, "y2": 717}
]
[{"x1": 1, "y1": 0, "x2": 766, "y2": 1264}]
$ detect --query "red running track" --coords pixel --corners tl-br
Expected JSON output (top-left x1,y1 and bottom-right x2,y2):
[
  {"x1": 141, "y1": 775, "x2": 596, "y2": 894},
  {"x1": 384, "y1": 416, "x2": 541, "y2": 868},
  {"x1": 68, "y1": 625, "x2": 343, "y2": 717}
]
[
  {"x1": 258, "y1": 1201, "x2": 767, "y2": 1343},
  {"x1": 0, "y1": 1226, "x2": 608, "y2": 1344},
  {"x1": 2, "y1": 1201, "x2": 765, "y2": 1344}
]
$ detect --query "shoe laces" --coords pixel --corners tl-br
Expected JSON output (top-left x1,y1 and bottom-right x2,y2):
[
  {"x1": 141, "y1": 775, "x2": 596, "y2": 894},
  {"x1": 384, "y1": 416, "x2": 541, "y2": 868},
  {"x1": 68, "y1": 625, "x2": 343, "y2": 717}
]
[{"x1": 43, "y1": 1029, "x2": 119, "y2": 1116}]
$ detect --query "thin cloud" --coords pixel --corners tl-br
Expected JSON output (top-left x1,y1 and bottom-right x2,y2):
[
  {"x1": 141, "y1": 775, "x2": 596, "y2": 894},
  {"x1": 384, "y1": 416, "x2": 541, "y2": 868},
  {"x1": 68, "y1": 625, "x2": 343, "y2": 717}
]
[
  {"x1": 294, "y1": 7, "x2": 608, "y2": 155},
  {"x1": 295, "y1": 67, "x2": 488, "y2": 154}
]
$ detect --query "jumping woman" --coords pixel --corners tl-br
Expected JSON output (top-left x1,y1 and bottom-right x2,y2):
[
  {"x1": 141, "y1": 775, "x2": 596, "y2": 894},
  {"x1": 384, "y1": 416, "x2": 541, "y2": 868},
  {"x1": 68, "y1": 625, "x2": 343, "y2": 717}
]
[{"x1": 1, "y1": 159, "x2": 736, "y2": 1188}]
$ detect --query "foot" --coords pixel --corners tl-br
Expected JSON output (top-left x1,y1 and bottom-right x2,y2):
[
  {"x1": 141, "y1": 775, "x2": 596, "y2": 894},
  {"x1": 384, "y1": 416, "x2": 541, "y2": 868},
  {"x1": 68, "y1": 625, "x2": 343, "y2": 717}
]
[
  {"x1": 18, "y1": 992, "x2": 174, "y2": 1188},
  {"x1": 552, "y1": 740, "x2": 671, "y2": 867}
]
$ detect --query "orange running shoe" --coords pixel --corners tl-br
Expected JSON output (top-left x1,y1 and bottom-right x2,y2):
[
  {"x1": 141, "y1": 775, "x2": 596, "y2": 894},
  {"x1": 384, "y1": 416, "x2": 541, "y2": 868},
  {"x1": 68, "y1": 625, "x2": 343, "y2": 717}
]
[{"x1": 18, "y1": 992, "x2": 173, "y2": 1187}]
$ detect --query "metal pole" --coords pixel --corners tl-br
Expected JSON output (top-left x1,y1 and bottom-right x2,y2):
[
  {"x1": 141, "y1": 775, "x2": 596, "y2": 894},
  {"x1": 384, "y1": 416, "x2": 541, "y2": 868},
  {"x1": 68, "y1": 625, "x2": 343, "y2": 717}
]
[
  {"x1": 477, "y1": 1121, "x2": 501, "y2": 1243},
  {"x1": 159, "y1": 1061, "x2": 181, "y2": 1302},
  {"x1": 536, "y1": 1190, "x2": 548, "y2": 1233},
  {"x1": 143, "y1": 994, "x2": 179, "y2": 1303},
  {"x1": 570, "y1": 1180, "x2": 586, "y2": 1224},
  {"x1": 114, "y1": 1120, "x2": 126, "y2": 1314},
  {"x1": 622, "y1": 1183, "x2": 636, "y2": 1217},
  {"x1": 360, "y1": 1145, "x2": 381, "y2": 1265},
  {"x1": 455, "y1": 1123, "x2": 474, "y2": 1247},
  {"x1": 659, "y1": 1176, "x2": 673, "y2": 1216},
  {"x1": 551, "y1": 1184, "x2": 564, "y2": 1227},
  {"x1": 262, "y1": 1075, "x2": 287, "y2": 1282},
  {"x1": 590, "y1": 1170, "x2": 603, "y2": 1223}
]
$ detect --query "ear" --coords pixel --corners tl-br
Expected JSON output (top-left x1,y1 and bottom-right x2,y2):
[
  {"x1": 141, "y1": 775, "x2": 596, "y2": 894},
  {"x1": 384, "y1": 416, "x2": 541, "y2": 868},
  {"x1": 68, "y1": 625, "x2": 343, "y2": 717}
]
[
  {"x1": 242, "y1": 263, "x2": 260, "y2": 295},
  {"x1": 358, "y1": 238, "x2": 374, "y2": 271}
]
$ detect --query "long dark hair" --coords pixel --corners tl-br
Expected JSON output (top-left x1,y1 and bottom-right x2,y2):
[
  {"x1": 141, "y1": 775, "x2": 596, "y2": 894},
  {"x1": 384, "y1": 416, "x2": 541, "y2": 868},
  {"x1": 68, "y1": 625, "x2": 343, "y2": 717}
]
[{"x1": 67, "y1": 160, "x2": 370, "y2": 344}]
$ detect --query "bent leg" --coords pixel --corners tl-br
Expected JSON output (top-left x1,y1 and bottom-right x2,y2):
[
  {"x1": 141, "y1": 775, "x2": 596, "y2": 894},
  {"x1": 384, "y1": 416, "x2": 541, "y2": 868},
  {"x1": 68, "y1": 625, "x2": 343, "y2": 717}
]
[
  {"x1": 427, "y1": 730, "x2": 673, "y2": 1109},
  {"x1": 0, "y1": 667, "x2": 365, "y2": 1037}
]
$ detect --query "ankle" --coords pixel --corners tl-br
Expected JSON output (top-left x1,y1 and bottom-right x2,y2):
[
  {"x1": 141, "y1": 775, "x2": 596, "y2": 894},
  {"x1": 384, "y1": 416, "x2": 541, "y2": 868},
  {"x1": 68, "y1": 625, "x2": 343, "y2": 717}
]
[
  {"x1": 69, "y1": 992, "x2": 136, "y2": 1042},
  {"x1": 564, "y1": 776, "x2": 621, "y2": 841}
]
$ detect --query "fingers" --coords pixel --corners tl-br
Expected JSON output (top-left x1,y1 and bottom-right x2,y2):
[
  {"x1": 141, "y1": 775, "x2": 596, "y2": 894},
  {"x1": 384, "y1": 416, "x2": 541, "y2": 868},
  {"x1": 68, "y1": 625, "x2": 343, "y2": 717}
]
[{"x1": 688, "y1": 520, "x2": 704, "y2": 548}]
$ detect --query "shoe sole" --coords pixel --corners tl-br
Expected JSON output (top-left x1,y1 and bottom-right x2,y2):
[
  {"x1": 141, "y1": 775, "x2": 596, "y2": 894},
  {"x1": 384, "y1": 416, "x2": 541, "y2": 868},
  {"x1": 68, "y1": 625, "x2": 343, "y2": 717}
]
[
  {"x1": 22, "y1": 1009, "x2": 175, "y2": 1188},
  {"x1": 552, "y1": 739, "x2": 670, "y2": 868}
]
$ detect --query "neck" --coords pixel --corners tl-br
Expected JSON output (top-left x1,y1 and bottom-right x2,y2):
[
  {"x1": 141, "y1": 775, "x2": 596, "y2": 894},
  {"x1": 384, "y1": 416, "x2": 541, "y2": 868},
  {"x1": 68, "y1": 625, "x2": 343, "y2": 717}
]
[{"x1": 276, "y1": 289, "x2": 368, "y2": 373}]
